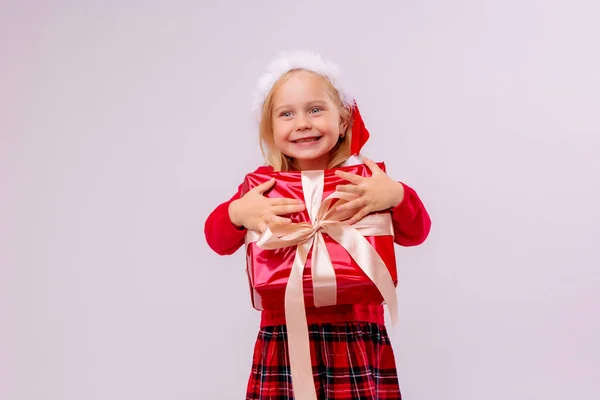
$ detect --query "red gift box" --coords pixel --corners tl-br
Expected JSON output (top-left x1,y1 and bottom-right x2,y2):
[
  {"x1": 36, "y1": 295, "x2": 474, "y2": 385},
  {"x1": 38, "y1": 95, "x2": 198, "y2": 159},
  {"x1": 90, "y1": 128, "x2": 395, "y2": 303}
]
[{"x1": 241, "y1": 162, "x2": 398, "y2": 312}]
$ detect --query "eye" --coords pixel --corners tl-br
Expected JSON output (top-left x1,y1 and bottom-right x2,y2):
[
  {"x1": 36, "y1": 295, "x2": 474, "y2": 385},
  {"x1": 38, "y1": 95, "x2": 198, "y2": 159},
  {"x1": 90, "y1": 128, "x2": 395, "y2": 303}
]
[
  {"x1": 309, "y1": 107, "x2": 323, "y2": 114},
  {"x1": 280, "y1": 111, "x2": 293, "y2": 117}
]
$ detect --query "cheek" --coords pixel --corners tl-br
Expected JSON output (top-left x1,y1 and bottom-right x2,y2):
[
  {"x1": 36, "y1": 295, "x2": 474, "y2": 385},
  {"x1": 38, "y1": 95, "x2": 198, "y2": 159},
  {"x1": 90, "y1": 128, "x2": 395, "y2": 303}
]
[
  {"x1": 320, "y1": 117, "x2": 341, "y2": 136},
  {"x1": 271, "y1": 122, "x2": 288, "y2": 143},
  {"x1": 274, "y1": 117, "x2": 295, "y2": 129}
]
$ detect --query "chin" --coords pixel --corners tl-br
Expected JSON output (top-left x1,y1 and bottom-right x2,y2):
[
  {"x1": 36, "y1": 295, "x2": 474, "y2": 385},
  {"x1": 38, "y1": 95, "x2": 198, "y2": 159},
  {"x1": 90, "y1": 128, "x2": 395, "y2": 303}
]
[{"x1": 291, "y1": 150, "x2": 330, "y2": 161}]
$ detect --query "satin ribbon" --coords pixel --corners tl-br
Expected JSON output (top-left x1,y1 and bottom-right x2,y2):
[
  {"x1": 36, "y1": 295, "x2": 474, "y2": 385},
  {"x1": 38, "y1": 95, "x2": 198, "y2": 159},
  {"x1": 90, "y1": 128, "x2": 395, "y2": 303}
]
[{"x1": 246, "y1": 170, "x2": 398, "y2": 400}]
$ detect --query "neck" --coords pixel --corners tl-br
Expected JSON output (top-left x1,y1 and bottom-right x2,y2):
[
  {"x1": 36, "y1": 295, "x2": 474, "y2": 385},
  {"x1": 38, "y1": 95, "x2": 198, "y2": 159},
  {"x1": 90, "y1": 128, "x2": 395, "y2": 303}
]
[{"x1": 293, "y1": 157, "x2": 329, "y2": 171}]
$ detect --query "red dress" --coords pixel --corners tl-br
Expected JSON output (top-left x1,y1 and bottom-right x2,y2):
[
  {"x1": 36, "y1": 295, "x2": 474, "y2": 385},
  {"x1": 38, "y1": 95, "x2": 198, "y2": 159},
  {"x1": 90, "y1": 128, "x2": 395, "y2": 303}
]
[{"x1": 205, "y1": 165, "x2": 431, "y2": 399}]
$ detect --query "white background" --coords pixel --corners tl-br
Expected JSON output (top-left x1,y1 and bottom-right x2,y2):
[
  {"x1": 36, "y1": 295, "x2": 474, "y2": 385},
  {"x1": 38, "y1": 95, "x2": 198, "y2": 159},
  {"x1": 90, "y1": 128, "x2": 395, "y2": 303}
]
[{"x1": 2, "y1": 1, "x2": 599, "y2": 399}]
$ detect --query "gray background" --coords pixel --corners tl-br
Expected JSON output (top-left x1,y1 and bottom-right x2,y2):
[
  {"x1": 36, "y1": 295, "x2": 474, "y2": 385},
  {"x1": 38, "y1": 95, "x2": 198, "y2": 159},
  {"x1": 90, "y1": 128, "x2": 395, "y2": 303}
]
[{"x1": 2, "y1": 1, "x2": 599, "y2": 399}]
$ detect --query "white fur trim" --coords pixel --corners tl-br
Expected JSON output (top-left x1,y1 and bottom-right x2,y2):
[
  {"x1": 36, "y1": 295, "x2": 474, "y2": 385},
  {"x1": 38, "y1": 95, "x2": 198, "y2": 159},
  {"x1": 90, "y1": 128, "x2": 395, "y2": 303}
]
[
  {"x1": 252, "y1": 50, "x2": 354, "y2": 119},
  {"x1": 341, "y1": 154, "x2": 364, "y2": 166}
]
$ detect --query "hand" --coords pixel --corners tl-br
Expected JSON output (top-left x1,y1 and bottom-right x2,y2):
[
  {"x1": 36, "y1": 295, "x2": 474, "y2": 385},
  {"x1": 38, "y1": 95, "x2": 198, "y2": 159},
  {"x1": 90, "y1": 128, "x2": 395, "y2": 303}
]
[
  {"x1": 334, "y1": 158, "x2": 405, "y2": 225},
  {"x1": 229, "y1": 178, "x2": 306, "y2": 233}
]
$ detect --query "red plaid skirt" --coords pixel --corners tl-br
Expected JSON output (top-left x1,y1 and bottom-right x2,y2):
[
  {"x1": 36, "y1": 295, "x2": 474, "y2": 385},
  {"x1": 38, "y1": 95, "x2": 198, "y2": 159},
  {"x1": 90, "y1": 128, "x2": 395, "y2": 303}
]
[{"x1": 246, "y1": 322, "x2": 401, "y2": 399}]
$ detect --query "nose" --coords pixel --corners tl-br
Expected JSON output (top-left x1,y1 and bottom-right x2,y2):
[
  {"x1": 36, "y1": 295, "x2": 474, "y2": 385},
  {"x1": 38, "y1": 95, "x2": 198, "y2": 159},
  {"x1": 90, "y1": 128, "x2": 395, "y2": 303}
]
[{"x1": 295, "y1": 112, "x2": 311, "y2": 131}]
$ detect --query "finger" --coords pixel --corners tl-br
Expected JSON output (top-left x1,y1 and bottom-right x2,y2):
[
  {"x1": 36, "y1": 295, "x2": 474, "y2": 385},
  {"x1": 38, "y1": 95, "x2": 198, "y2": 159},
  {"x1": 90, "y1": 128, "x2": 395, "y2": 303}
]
[
  {"x1": 347, "y1": 206, "x2": 371, "y2": 225},
  {"x1": 336, "y1": 196, "x2": 367, "y2": 212},
  {"x1": 334, "y1": 170, "x2": 364, "y2": 184},
  {"x1": 268, "y1": 215, "x2": 292, "y2": 226},
  {"x1": 363, "y1": 158, "x2": 383, "y2": 175},
  {"x1": 257, "y1": 221, "x2": 268, "y2": 233},
  {"x1": 269, "y1": 197, "x2": 304, "y2": 206},
  {"x1": 253, "y1": 178, "x2": 276, "y2": 194},
  {"x1": 335, "y1": 184, "x2": 364, "y2": 195},
  {"x1": 272, "y1": 203, "x2": 306, "y2": 216}
]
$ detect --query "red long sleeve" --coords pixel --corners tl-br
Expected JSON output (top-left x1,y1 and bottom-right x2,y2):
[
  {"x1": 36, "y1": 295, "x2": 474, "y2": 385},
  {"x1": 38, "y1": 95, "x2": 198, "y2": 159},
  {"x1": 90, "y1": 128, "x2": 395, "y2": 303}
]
[
  {"x1": 204, "y1": 166, "x2": 274, "y2": 256},
  {"x1": 204, "y1": 185, "x2": 246, "y2": 255},
  {"x1": 390, "y1": 182, "x2": 432, "y2": 246}
]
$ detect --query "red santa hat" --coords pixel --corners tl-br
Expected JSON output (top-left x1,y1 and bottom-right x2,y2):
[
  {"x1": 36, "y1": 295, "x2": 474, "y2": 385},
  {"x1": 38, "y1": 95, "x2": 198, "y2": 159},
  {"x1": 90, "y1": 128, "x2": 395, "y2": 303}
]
[{"x1": 252, "y1": 50, "x2": 370, "y2": 156}]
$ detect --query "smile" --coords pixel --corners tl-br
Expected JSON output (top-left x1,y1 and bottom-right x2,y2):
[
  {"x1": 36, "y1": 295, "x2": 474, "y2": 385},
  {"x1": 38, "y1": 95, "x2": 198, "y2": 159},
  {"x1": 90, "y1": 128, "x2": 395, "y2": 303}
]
[{"x1": 292, "y1": 137, "x2": 322, "y2": 144}]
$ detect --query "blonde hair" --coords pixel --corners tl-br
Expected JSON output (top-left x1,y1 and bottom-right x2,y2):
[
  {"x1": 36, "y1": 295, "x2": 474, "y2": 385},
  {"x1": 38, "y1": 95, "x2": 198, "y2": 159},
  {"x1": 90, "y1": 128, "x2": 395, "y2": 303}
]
[{"x1": 258, "y1": 70, "x2": 353, "y2": 171}]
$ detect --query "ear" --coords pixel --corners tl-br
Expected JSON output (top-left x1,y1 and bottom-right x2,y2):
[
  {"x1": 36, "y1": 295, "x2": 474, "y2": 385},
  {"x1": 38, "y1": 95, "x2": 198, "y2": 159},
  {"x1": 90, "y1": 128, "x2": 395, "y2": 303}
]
[{"x1": 339, "y1": 108, "x2": 351, "y2": 137}]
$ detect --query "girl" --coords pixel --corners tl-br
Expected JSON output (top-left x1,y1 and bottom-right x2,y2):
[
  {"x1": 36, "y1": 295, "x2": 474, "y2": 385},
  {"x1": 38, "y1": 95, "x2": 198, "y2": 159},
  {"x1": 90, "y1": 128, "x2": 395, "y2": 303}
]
[{"x1": 205, "y1": 50, "x2": 431, "y2": 400}]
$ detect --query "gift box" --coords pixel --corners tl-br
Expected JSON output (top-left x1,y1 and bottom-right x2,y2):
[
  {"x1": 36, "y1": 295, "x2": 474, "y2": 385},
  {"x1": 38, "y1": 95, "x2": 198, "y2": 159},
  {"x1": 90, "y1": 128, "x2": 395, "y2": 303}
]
[{"x1": 241, "y1": 162, "x2": 398, "y2": 312}]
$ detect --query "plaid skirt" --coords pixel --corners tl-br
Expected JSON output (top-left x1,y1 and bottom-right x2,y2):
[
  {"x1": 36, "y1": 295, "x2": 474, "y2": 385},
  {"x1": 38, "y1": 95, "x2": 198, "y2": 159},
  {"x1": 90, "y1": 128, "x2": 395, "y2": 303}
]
[{"x1": 246, "y1": 322, "x2": 401, "y2": 400}]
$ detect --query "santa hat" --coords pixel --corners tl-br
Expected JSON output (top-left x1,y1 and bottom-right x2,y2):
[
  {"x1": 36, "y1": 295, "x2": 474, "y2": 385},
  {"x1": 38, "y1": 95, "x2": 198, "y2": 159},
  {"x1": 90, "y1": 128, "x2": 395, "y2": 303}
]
[{"x1": 252, "y1": 50, "x2": 370, "y2": 156}]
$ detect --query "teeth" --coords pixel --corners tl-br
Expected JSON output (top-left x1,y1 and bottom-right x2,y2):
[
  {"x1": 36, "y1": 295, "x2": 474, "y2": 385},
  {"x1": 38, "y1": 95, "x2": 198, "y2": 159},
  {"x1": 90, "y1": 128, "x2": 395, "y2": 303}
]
[{"x1": 295, "y1": 137, "x2": 319, "y2": 143}]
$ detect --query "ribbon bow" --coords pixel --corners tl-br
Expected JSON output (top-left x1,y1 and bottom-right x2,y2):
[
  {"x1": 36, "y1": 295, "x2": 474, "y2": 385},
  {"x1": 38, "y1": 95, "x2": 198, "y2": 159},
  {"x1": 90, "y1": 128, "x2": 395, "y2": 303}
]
[{"x1": 246, "y1": 170, "x2": 398, "y2": 400}]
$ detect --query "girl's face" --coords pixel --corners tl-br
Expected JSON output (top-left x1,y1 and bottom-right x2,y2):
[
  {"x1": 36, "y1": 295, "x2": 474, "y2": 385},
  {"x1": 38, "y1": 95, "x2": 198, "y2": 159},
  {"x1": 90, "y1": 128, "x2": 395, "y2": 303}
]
[{"x1": 271, "y1": 70, "x2": 347, "y2": 171}]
